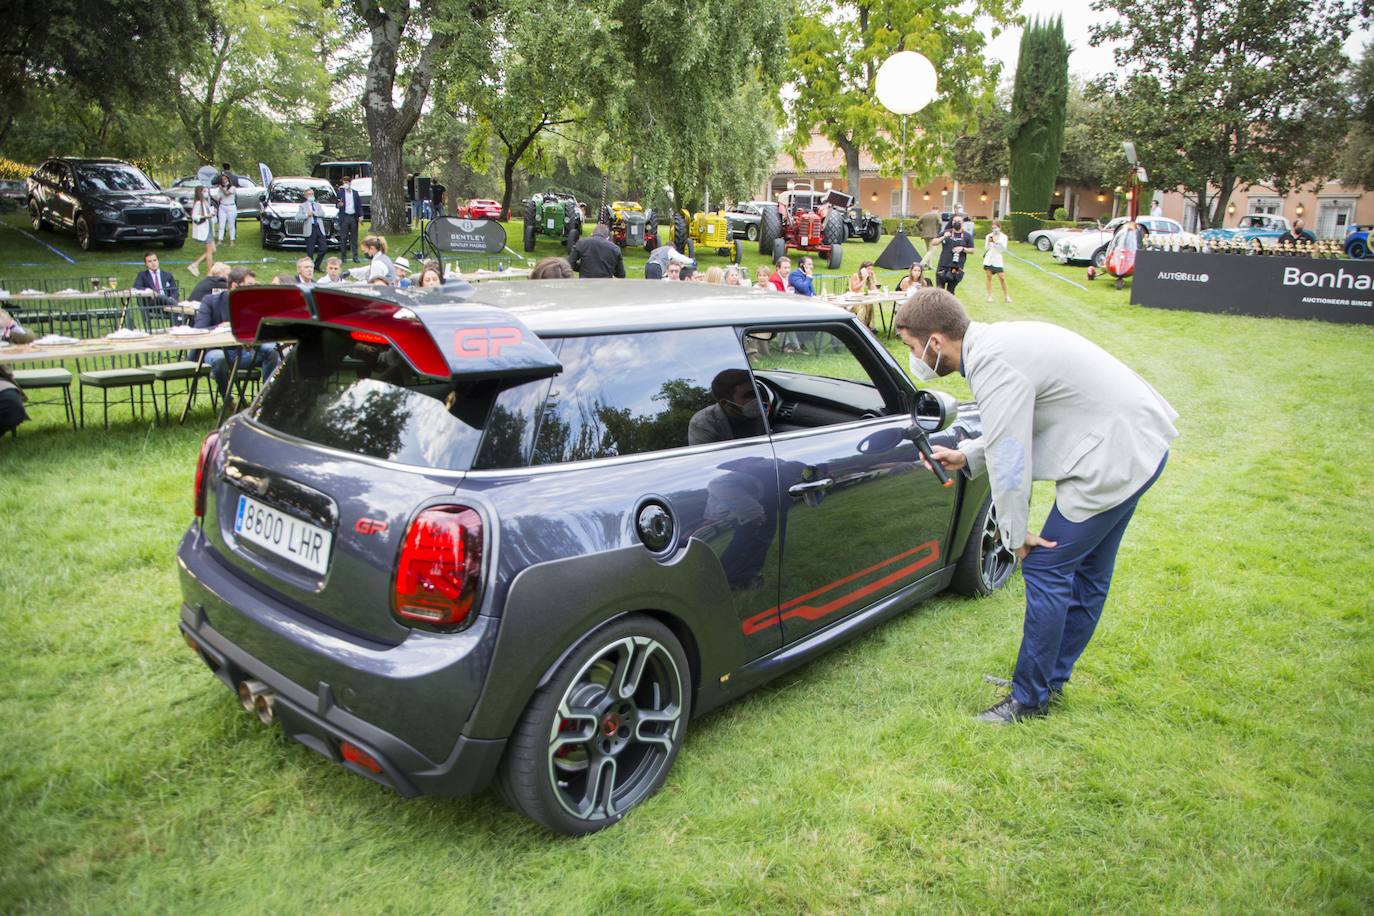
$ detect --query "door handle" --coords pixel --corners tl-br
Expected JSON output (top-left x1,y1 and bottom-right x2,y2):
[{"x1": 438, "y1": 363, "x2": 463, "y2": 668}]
[{"x1": 788, "y1": 477, "x2": 834, "y2": 497}]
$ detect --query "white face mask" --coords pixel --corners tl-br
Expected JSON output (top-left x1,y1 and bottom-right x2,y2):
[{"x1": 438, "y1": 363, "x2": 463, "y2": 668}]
[
  {"x1": 731, "y1": 398, "x2": 762, "y2": 420},
  {"x1": 908, "y1": 339, "x2": 940, "y2": 381}
]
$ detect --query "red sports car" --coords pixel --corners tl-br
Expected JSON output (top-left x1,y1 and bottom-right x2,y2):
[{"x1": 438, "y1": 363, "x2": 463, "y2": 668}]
[{"x1": 454, "y1": 198, "x2": 505, "y2": 220}]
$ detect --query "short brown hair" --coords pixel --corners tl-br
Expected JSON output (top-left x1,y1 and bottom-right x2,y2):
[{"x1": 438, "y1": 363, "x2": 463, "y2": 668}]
[
  {"x1": 227, "y1": 266, "x2": 256, "y2": 287},
  {"x1": 530, "y1": 256, "x2": 573, "y2": 279},
  {"x1": 893, "y1": 287, "x2": 970, "y2": 339}
]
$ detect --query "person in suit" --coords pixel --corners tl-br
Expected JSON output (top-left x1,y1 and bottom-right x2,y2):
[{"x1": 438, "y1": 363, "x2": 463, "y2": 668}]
[
  {"x1": 133, "y1": 251, "x2": 179, "y2": 305},
  {"x1": 896, "y1": 288, "x2": 1178, "y2": 724},
  {"x1": 294, "y1": 257, "x2": 315, "y2": 284},
  {"x1": 337, "y1": 175, "x2": 363, "y2": 262},
  {"x1": 569, "y1": 224, "x2": 626, "y2": 278},
  {"x1": 296, "y1": 187, "x2": 329, "y2": 270},
  {"x1": 194, "y1": 267, "x2": 281, "y2": 398}
]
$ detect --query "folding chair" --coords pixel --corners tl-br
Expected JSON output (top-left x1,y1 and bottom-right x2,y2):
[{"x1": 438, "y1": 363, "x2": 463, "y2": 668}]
[{"x1": 133, "y1": 302, "x2": 212, "y2": 422}]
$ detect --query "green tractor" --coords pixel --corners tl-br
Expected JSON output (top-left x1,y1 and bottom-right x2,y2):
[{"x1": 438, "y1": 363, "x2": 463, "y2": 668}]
[
  {"x1": 673, "y1": 209, "x2": 744, "y2": 263},
  {"x1": 522, "y1": 190, "x2": 583, "y2": 253}
]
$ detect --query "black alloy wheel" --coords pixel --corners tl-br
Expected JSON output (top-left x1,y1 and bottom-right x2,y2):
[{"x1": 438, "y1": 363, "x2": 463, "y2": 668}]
[
  {"x1": 75, "y1": 216, "x2": 92, "y2": 251},
  {"x1": 864, "y1": 222, "x2": 880, "y2": 244},
  {"x1": 950, "y1": 495, "x2": 1017, "y2": 596},
  {"x1": 498, "y1": 615, "x2": 691, "y2": 835},
  {"x1": 1349, "y1": 240, "x2": 1367, "y2": 259},
  {"x1": 30, "y1": 200, "x2": 48, "y2": 232}
]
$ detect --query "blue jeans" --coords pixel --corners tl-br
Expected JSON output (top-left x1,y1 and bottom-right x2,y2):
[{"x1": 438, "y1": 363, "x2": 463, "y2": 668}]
[
  {"x1": 1012, "y1": 453, "x2": 1168, "y2": 707},
  {"x1": 204, "y1": 346, "x2": 280, "y2": 396}
]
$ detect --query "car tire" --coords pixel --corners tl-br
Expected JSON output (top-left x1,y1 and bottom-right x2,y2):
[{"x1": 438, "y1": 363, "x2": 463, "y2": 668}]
[
  {"x1": 1035, "y1": 236, "x2": 1053, "y2": 251},
  {"x1": 746, "y1": 224, "x2": 759, "y2": 242},
  {"x1": 759, "y1": 207, "x2": 782, "y2": 256},
  {"x1": 672, "y1": 212, "x2": 689, "y2": 253},
  {"x1": 496, "y1": 614, "x2": 692, "y2": 836},
  {"x1": 826, "y1": 242, "x2": 844, "y2": 271},
  {"x1": 29, "y1": 200, "x2": 50, "y2": 232},
  {"x1": 864, "y1": 223, "x2": 880, "y2": 244},
  {"x1": 949, "y1": 494, "x2": 1017, "y2": 597},
  {"x1": 1348, "y1": 239, "x2": 1367, "y2": 259},
  {"x1": 732, "y1": 239, "x2": 743, "y2": 263},
  {"x1": 564, "y1": 201, "x2": 582, "y2": 249},
  {"x1": 1091, "y1": 247, "x2": 1107, "y2": 269},
  {"x1": 75, "y1": 215, "x2": 92, "y2": 251},
  {"x1": 822, "y1": 209, "x2": 846, "y2": 247},
  {"x1": 772, "y1": 237, "x2": 786, "y2": 263},
  {"x1": 684, "y1": 238, "x2": 695, "y2": 261}
]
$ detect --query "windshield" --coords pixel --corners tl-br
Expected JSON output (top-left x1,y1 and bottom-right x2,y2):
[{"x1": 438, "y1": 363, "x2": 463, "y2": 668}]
[
  {"x1": 78, "y1": 164, "x2": 157, "y2": 193},
  {"x1": 270, "y1": 183, "x2": 337, "y2": 204}
]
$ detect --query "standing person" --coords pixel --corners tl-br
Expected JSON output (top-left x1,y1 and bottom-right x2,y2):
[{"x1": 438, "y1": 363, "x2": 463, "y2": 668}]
[
  {"x1": 337, "y1": 175, "x2": 363, "y2": 263},
  {"x1": 214, "y1": 174, "x2": 237, "y2": 246},
  {"x1": 187, "y1": 186, "x2": 215, "y2": 277},
  {"x1": 935, "y1": 216, "x2": 973, "y2": 293},
  {"x1": 296, "y1": 186, "x2": 328, "y2": 271},
  {"x1": 405, "y1": 172, "x2": 418, "y2": 224},
  {"x1": 133, "y1": 251, "x2": 180, "y2": 305},
  {"x1": 983, "y1": 221, "x2": 1011, "y2": 303},
  {"x1": 918, "y1": 206, "x2": 943, "y2": 263},
  {"x1": 1277, "y1": 218, "x2": 1316, "y2": 246},
  {"x1": 193, "y1": 268, "x2": 281, "y2": 399},
  {"x1": 1149, "y1": 199, "x2": 1163, "y2": 218},
  {"x1": 217, "y1": 161, "x2": 238, "y2": 185},
  {"x1": 569, "y1": 224, "x2": 626, "y2": 278},
  {"x1": 895, "y1": 289, "x2": 1177, "y2": 724}
]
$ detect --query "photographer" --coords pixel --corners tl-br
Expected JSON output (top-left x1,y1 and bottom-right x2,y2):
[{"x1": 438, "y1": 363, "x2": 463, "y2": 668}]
[{"x1": 935, "y1": 216, "x2": 974, "y2": 292}]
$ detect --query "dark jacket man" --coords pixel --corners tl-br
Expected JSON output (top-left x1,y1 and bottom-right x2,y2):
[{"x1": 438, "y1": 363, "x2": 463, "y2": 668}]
[
  {"x1": 133, "y1": 253, "x2": 179, "y2": 304},
  {"x1": 569, "y1": 225, "x2": 626, "y2": 278}
]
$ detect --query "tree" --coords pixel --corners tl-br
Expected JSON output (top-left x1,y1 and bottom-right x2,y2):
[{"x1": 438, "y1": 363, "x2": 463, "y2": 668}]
[
  {"x1": 349, "y1": 0, "x2": 490, "y2": 233},
  {"x1": 1008, "y1": 16, "x2": 1069, "y2": 238},
  {"x1": 173, "y1": 0, "x2": 332, "y2": 166},
  {"x1": 0, "y1": 0, "x2": 211, "y2": 147},
  {"x1": 785, "y1": 0, "x2": 1018, "y2": 203},
  {"x1": 1338, "y1": 44, "x2": 1374, "y2": 188},
  {"x1": 1057, "y1": 81, "x2": 1119, "y2": 193},
  {"x1": 1091, "y1": 0, "x2": 1358, "y2": 229},
  {"x1": 953, "y1": 101, "x2": 1011, "y2": 185}
]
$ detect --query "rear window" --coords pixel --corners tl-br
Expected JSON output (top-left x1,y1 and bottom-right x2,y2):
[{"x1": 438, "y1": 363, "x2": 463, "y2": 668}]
[{"x1": 252, "y1": 327, "x2": 508, "y2": 470}]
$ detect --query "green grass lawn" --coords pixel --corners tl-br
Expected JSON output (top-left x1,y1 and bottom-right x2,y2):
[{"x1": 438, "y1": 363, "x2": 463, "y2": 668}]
[{"x1": 2, "y1": 208, "x2": 1373, "y2": 912}]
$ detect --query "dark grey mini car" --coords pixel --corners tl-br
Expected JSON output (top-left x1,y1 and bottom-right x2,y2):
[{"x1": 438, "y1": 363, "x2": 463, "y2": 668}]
[{"x1": 178, "y1": 281, "x2": 1015, "y2": 835}]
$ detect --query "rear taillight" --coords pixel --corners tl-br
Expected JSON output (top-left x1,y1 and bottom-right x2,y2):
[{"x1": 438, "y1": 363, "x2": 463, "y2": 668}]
[
  {"x1": 194, "y1": 430, "x2": 219, "y2": 518},
  {"x1": 392, "y1": 506, "x2": 483, "y2": 629}
]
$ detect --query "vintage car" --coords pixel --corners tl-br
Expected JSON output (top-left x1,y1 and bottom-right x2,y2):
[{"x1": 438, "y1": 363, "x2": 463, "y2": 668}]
[
  {"x1": 177, "y1": 280, "x2": 1013, "y2": 836},
  {"x1": 1343, "y1": 224, "x2": 1374, "y2": 259},
  {"x1": 1027, "y1": 220, "x2": 1105, "y2": 252},
  {"x1": 165, "y1": 174, "x2": 264, "y2": 218},
  {"x1": 454, "y1": 198, "x2": 505, "y2": 220},
  {"x1": 258, "y1": 178, "x2": 341, "y2": 250},
  {"x1": 1055, "y1": 216, "x2": 1199, "y2": 267},
  {"x1": 726, "y1": 201, "x2": 773, "y2": 241},
  {"x1": 26, "y1": 157, "x2": 188, "y2": 250},
  {"x1": 1199, "y1": 213, "x2": 1292, "y2": 247}
]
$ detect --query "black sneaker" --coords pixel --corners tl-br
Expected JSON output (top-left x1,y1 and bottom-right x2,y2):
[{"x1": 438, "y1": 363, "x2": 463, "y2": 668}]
[
  {"x1": 976, "y1": 695, "x2": 1048, "y2": 724},
  {"x1": 984, "y1": 674, "x2": 1062, "y2": 703}
]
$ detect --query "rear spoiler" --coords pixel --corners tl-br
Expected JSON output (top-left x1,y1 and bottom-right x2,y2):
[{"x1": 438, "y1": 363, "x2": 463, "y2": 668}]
[{"x1": 226, "y1": 285, "x2": 562, "y2": 381}]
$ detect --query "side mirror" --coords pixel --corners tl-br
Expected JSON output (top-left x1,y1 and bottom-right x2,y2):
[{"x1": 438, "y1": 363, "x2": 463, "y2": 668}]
[{"x1": 911, "y1": 388, "x2": 958, "y2": 433}]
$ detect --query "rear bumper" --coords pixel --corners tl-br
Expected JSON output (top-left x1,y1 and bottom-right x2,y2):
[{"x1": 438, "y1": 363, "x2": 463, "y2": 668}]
[
  {"x1": 176, "y1": 527, "x2": 505, "y2": 796},
  {"x1": 179, "y1": 609, "x2": 505, "y2": 797}
]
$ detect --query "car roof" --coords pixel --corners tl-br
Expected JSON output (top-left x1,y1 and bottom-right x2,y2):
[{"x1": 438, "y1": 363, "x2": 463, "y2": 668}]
[
  {"x1": 271, "y1": 177, "x2": 332, "y2": 186},
  {"x1": 418, "y1": 280, "x2": 855, "y2": 336},
  {"x1": 315, "y1": 160, "x2": 369, "y2": 166},
  {"x1": 49, "y1": 157, "x2": 135, "y2": 167}
]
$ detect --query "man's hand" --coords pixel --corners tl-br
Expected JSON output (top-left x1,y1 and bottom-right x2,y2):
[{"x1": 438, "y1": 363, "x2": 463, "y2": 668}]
[
  {"x1": 920, "y1": 445, "x2": 967, "y2": 473},
  {"x1": 1016, "y1": 532, "x2": 1058, "y2": 560}
]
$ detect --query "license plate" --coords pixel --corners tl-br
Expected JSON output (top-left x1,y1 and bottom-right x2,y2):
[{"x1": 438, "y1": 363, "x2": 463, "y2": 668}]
[{"x1": 234, "y1": 494, "x2": 332, "y2": 576}]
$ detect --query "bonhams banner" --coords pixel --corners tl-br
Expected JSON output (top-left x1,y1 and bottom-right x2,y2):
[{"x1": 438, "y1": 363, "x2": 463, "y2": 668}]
[{"x1": 1131, "y1": 251, "x2": 1374, "y2": 325}]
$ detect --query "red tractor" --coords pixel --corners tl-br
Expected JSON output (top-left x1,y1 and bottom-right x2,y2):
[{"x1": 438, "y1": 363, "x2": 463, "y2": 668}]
[{"x1": 758, "y1": 184, "x2": 848, "y2": 270}]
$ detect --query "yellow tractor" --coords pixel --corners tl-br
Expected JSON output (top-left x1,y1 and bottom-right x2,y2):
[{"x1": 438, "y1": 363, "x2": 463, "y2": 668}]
[{"x1": 674, "y1": 209, "x2": 744, "y2": 263}]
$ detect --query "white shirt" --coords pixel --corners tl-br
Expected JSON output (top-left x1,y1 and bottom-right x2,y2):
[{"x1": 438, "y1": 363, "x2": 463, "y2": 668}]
[{"x1": 983, "y1": 231, "x2": 1007, "y2": 269}]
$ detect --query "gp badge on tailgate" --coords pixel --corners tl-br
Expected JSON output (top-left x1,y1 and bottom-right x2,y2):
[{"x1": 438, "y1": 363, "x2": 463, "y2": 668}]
[{"x1": 411, "y1": 305, "x2": 562, "y2": 381}]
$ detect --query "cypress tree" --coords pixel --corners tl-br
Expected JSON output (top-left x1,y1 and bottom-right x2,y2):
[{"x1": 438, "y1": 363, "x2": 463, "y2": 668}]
[{"x1": 1008, "y1": 17, "x2": 1070, "y2": 240}]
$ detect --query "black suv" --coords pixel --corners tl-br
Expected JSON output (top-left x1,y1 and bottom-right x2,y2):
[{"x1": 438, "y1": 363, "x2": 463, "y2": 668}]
[
  {"x1": 177, "y1": 281, "x2": 1014, "y2": 835},
  {"x1": 27, "y1": 158, "x2": 189, "y2": 250}
]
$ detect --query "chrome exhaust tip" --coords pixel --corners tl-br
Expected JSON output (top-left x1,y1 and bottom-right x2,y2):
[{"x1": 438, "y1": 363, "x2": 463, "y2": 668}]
[
  {"x1": 252, "y1": 690, "x2": 275, "y2": 726},
  {"x1": 238, "y1": 679, "x2": 269, "y2": 715}
]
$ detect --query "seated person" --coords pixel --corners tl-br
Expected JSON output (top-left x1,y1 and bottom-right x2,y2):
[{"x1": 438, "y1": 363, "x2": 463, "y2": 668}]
[
  {"x1": 193, "y1": 267, "x2": 281, "y2": 397},
  {"x1": 132, "y1": 251, "x2": 180, "y2": 305},
  {"x1": 188, "y1": 261, "x2": 230, "y2": 302},
  {"x1": 679, "y1": 265, "x2": 698, "y2": 282},
  {"x1": 895, "y1": 262, "x2": 931, "y2": 292},
  {"x1": 530, "y1": 256, "x2": 574, "y2": 279},
  {"x1": 316, "y1": 257, "x2": 344, "y2": 285},
  {"x1": 848, "y1": 260, "x2": 881, "y2": 293},
  {"x1": 767, "y1": 255, "x2": 791, "y2": 292},
  {"x1": 0, "y1": 307, "x2": 32, "y2": 435},
  {"x1": 294, "y1": 257, "x2": 315, "y2": 284},
  {"x1": 688, "y1": 369, "x2": 766, "y2": 445},
  {"x1": 787, "y1": 256, "x2": 816, "y2": 296}
]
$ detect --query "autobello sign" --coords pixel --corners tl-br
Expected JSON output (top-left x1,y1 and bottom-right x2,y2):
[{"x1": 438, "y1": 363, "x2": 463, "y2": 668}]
[
  {"x1": 1131, "y1": 251, "x2": 1374, "y2": 324},
  {"x1": 425, "y1": 217, "x2": 508, "y2": 254}
]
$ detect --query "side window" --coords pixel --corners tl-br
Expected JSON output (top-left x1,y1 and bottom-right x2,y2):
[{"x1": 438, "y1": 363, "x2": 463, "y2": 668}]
[
  {"x1": 479, "y1": 327, "x2": 755, "y2": 468},
  {"x1": 744, "y1": 325, "x2": 900, "y2": 431}
]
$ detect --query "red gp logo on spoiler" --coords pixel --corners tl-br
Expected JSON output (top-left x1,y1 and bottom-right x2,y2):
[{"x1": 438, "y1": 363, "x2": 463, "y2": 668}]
[{"x1": 454, "y1": 326, "x2": 523, "y2": 359}]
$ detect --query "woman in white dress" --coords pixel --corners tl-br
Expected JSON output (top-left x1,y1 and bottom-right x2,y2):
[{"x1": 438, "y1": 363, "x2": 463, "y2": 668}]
[
  {"x1": 214, "y1": 174, "x2": 237, "y2": 246},
  {"x1": 187, "y1": 185, "x2": 216, "y2": 276}
]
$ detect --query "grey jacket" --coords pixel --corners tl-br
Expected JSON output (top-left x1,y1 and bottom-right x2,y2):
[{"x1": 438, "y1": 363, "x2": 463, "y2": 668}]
[{"x1": 956, "y1": 320, "x2": 1178, "y2": 547}]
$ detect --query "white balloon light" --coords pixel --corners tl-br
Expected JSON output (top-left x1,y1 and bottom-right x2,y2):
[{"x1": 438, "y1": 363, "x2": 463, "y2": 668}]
[{"x1": 875, "y1": 51, "x2": 938, "y2": 115}]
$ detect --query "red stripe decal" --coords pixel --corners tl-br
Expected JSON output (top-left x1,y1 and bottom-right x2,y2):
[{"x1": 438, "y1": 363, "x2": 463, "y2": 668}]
[{"x1": 742, "y1": 540, "x2": 940, "y2": 636}]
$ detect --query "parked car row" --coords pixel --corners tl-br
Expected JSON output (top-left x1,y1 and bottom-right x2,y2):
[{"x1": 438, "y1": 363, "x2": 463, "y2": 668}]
[{"x1": 1053, "y1": 216, "x2": 1200, "y2": 268}]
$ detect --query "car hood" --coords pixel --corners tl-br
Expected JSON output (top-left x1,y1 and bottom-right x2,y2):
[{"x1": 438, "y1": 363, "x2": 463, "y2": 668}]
[
  {"x1": 265, "y1": 202, "x2": 339, "y2": 219},
  {"x1": 1060, "y1": 230, "x2": 1111, "y2": 248},
  {"x1": 90, "y1": 191, "x2": 180, "y2": 208},
  {"x1": 1200, "y1": 227, "x2": 1248, "y2": 239}
]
